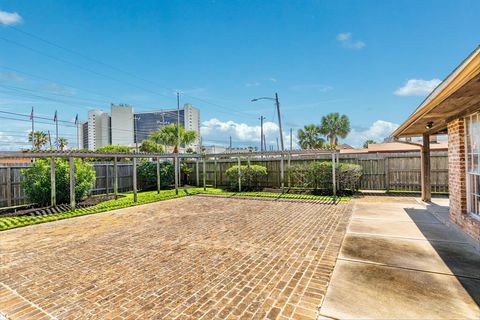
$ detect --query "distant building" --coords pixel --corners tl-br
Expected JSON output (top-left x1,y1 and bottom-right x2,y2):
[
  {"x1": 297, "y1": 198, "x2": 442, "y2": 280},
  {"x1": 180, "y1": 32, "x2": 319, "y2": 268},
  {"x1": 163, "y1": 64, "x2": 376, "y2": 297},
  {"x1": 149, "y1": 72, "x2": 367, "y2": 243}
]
[
  {"x1": 134, "y1": 104, "x2": 200, "y2": 150},
  {"x1": 111, "y1": 104, "x2": 134, "y2": 146},
  {"x1": 80, "y1": 110, "x2": 111, "y2": 151}
]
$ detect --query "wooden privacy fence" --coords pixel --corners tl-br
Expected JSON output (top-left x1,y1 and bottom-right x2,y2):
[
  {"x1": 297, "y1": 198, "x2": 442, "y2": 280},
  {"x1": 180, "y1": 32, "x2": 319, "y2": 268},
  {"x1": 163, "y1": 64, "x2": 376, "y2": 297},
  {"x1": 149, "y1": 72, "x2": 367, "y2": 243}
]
[
  {"x1": 0, "y1": 151, "x2": 448, "y2": 208},
  {"x1": 184, "y1": 152, "x2": 449, "y2": 193}
]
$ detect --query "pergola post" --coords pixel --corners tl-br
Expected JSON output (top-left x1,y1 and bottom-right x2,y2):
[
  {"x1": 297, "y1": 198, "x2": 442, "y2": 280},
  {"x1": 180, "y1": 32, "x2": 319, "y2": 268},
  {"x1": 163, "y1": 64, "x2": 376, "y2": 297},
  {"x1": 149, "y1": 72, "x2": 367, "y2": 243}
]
[
  {"x1": 214, "y1": 158, "x2": 218, "y2": 188},
  {"x1": 196, "y1": 158, "x2": 200, "y2": 186},
  {"x1": 133, "y1": 157, "x2": 138, "y2": 202},
  {"x1": 156, "y1": 157, "x2": 161, "y2": 194},
  {"x1": 105, "y1": 163, "x2": 109, "y2": 195},
  {"x1": 69, "y1": 157, "x2": 75, "y2": 210},
  {"x1": 50, "y1": 157, "x2": 56, "y2": 206},
  {"x1": 113, "y1": 156, "x2": 118, "y2": 199},
  {"x1": 331, "y1": 153, "x2": 337, "y2": 198},
  {"x1": 202, "y1": 157, "x2": 206, "y2": 191},
  {"x1": 174, "y1": 155, "x2": 179, "y2": 195},
  {"x1": 237, "y1": 157, "x2": 241, "y2": 192},
  {"x1": 287, "y1": 153, "x2": 291, "y2": 188},
  {"x1": 421, "y1": 133, "x2": 432, "y2": 202},
  {"x1": 280, "y1": 154, "x2": 285, "y2": 192}
]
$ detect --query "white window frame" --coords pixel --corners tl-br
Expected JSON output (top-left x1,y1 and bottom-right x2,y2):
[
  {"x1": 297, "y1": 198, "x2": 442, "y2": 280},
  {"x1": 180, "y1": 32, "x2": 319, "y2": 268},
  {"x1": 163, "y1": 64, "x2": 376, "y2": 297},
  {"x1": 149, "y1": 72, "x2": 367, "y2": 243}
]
[{"x1": 465, "y1": 112, "x2": 480, "y2": 217}]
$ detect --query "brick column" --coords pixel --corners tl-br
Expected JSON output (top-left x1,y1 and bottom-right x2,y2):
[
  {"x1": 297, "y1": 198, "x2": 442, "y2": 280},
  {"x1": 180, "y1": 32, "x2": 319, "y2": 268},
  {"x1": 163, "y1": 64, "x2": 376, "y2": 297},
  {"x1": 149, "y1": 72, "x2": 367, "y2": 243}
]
[{"x1": 448, "y1": 118, "x2": 480, "y2": 240}]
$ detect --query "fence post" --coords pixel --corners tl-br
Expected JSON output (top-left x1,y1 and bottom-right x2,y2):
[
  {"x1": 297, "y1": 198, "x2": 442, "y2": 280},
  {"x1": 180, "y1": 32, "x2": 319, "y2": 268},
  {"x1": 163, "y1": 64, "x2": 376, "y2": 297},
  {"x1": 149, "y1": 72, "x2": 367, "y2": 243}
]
[
  {"x1": 157, "y1": 157, "x2": 161, "y2": 194},
  {"x1": 69, "y1": 157, "x2": 75, "y2": 210},
  {"x1": 6, "y1": 167, "x2": 12, "y2": 207},
  {"x1": 214, "y1": 158, "x2": 218, "y2": 188},
  {"x1": 384, "y1": 156, "x2": 390, "y2": 191},
  {"x1": 237, "y1": 157, "x2": 241, "y2": 192},
  {"x1": 105, "y1": 163, "x2": 109, "y2": 195},
  {"x1": 196, "y1": 158, "x2": 200, "y2": 186},
  {"x1": 331, "y1": 153, "x2": 336, "y2": 198},
  {"x1": 203, "y1": 157, "x2": 206, "y2": 191},
  {"x1": 174, "y1": 155, "x2": 179, "y2": 195},
  {"x1": 50, "y1": 157, "x2": 56, "y2": 206},
  {"x1": 287, "y1": 153, "x2": 291, "y2": 188},
  {"x1": 113, "y1": 156, "x2": 118, "y2": 199},
  {"x1": 133, "y1": 157, "x2": 138, "y2": 202}
]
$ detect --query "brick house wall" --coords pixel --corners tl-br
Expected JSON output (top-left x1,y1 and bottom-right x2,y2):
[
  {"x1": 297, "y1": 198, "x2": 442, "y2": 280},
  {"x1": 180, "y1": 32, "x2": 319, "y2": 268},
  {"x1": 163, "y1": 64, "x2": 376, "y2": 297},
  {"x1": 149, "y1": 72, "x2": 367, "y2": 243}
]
[{"x1": 448, "y1": 118, "x2": 480, "y2": 240}]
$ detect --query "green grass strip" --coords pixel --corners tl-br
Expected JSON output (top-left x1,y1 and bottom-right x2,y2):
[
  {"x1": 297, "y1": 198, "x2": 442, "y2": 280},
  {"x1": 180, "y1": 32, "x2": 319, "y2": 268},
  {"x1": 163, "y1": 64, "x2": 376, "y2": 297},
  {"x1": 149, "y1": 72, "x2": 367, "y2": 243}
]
[{"x1": 0, "y1": 188, "x2": 348, "y2": 231}]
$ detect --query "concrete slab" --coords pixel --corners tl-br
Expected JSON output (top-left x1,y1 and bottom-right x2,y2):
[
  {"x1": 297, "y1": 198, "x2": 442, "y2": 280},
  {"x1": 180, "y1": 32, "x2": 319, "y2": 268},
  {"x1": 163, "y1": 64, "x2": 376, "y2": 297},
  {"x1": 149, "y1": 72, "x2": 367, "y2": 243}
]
[
  {"x1": 319, "y1": 260, "x2": 480, "y2": 320},
  {"x1": 340, "y1": 234, "x2": 480, "y2": 278},
  {"x1": 352, "y1": 206, "x2": 441, "y2": 223},
  {"x1": 349, "y1": 219, "x2": 468, "y2": 242}
]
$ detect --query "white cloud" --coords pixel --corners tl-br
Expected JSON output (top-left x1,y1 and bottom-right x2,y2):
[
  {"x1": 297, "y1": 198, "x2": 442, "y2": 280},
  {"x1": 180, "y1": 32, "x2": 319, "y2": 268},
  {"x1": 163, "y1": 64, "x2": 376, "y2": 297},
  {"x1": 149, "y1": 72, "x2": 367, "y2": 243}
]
[
  {"x1": 336, "y1": 32, "x2": 365, "y2": 50},
  {"x1": 0, "y1": 10, "x2": 22, "y2": 25},
  {"x1": 269, "y1": 78, "x2": 277, "y2": 83},
  {"x1": 289, "y1": 84, "x2": 333, "y2": 93},
  {"x1": 344, "y1": 120, "x2": 399, "y2": 148},
  {"x1": 394, "y1": 79, "x2": 441, "y2": 96},
  {"x1": 201, "y1": 118, "x2": 289, "y2": 148}
]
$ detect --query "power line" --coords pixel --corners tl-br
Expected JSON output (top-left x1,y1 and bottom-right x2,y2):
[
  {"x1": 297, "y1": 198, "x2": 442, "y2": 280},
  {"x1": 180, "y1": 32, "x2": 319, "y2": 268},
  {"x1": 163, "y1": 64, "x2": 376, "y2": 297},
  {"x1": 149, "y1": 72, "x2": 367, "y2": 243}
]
[{"x1": 1, "y1": 30, "x2": 258, "y2": 119}]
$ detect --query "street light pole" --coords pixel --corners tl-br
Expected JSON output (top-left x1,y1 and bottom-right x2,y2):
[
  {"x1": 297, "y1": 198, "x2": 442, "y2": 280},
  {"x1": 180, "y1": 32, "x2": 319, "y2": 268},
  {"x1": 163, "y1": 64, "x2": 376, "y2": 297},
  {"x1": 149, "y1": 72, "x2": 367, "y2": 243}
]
[{"x1": 251, "y1": 93, "x2": 285, "y2": 192}]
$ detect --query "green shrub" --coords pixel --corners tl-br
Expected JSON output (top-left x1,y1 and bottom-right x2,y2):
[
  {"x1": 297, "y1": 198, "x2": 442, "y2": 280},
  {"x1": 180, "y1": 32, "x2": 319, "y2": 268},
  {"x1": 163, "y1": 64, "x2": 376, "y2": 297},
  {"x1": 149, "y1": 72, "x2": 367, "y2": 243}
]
[
  {"x1": 137, "y1": 160, "x2": 174, "y2": 190},
  {"x1": 22, "y1": 159, "x2": 96, "y2": 206},
  {"x1": 225, "y1": 165, "x2": 268, "y2": 190},
  {"x1": 290, "y1": 161, "x2": 362, "y2": 193},
  {"x1": 338, "y1": 162, "x2": 362, "y2": 191}
]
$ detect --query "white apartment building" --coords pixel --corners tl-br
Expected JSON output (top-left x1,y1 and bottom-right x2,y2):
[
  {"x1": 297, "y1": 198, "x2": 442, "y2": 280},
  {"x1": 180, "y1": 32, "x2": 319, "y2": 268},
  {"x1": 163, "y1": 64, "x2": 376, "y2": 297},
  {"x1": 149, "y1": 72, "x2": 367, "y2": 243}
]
[
  {"x1": 183, "y1": 103, "x2": 201, "y2": 150},
  {"x1": 111, "y1": 104, "x2": 134, "y2": 146},
  {"x1": 79, "y1": 110, "x2": 111, "y2": 150}
]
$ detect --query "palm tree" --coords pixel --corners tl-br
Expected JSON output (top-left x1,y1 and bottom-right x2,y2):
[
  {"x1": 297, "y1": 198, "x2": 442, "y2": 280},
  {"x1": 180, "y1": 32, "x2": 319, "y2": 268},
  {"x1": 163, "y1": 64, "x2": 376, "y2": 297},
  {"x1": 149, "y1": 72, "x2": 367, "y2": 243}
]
[
  {"x1": 28, "y1": 131, "x2": 48, "y2": 151},
  {"x1": 150, "y1": 123, "x2": 197, "y2": 153},
  {"x1": 319, "y1": 113, "x2": 351, "y2": 146},
  {"x1": 297, "y1": 125, "x2": 325, "y2": 149},
  {"x1": 57, "y1": 137, "x2": 68, "y2": 151}
]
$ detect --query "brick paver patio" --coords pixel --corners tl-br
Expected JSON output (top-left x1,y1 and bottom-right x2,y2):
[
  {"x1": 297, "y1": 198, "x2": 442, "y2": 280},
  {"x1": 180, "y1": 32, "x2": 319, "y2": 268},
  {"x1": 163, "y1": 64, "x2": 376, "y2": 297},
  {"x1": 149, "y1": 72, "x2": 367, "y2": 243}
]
[{"x1": 0, "y1": 195, "x2": 352, "y2": 320}]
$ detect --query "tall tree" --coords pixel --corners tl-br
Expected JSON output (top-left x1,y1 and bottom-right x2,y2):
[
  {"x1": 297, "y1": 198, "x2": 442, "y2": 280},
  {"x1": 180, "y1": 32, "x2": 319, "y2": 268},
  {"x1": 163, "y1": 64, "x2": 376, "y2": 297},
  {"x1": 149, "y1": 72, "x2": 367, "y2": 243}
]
[
  {"x1": 28, "y1": 131, "x2": 48, "y2": 151},
  {"x1": 297, "y1": 125, "x2": 325, "y2": 149},
  {"x1": 57, "y1": 137, "x2": 68, "y2": 151},
  {"x1": 150, "y1": 124, "x2": 197, "y2": 153},
  {"x1": 319, "y1": 113, "x2": 351, "y2": 146}
]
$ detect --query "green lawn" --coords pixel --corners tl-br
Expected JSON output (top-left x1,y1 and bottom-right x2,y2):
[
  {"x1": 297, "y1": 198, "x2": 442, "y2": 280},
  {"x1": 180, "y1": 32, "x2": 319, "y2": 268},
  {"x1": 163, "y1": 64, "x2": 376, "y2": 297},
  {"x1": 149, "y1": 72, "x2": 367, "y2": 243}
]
[{"x1": 0, "y1": 188, "x2": 347, "y2": 231}]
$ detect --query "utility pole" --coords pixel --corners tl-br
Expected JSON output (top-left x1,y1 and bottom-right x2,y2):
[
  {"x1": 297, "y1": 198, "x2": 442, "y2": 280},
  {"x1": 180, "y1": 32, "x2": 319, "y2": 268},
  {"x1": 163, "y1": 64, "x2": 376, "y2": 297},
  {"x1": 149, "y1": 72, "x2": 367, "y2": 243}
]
[
  {"x1": 175, "y1": 92, "x2": 180, "y2": 194},
  {"x1": 30, "y1": 107, "x2": 35, "y2": 150},
  {"x1": 229, "y1": 136, "x2": 232, "y2": 152},
  {"x1": 54, "y1": 110, "x2": 58, "y2": 150},
  {"x1": 275, "y1": 93, "x2": 285, "y2": 191},
  {"x1": 259, "y1": 116, "x2": 265, "y2": 152},
  {"x1": 48, "y1": 130, "x2": 52, "y2": 149},
  {"x1": 134, "y1": 116, "x2": 140, "y2": 152},
  {"x1": 290, "y1": 128, "x2": 293, "y2": 150}
]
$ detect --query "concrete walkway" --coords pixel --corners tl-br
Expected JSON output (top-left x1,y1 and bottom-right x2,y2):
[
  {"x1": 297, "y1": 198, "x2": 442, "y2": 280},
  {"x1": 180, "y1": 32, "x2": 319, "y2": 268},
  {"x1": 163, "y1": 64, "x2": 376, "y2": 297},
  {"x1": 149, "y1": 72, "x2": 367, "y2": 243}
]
[{"x1": 319, "y1": 196, "x2": 480, "y2": 319}]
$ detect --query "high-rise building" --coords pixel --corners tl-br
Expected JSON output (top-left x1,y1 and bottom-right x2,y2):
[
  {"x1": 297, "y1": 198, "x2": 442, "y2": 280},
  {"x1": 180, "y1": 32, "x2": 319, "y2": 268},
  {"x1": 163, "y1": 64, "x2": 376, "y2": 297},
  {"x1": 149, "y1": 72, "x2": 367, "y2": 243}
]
[
  {"x1": 134, "y1": 104, "x2": 200, "y2": 150},
  {"x1": 79, "y1": 110, "x2": 111, "y2": 151},
  {"x1": 111, "y1": 104, "x2": 134, "y2": 146}
]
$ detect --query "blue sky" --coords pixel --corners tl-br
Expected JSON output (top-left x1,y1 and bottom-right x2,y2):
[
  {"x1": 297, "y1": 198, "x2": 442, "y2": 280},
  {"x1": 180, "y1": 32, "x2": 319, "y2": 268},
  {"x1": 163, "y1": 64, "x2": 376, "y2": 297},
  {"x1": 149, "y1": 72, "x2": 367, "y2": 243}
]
[{"x1": 0, "y1": 0, "x2": 479, "y2": 149}]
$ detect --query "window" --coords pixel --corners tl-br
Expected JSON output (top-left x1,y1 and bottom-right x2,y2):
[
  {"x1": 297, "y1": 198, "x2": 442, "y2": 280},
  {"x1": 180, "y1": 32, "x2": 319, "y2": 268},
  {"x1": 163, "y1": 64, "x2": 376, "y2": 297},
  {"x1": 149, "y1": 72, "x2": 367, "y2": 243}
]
[{"x1": 465, "y1": 113, "x2": 480, "y2": 216}]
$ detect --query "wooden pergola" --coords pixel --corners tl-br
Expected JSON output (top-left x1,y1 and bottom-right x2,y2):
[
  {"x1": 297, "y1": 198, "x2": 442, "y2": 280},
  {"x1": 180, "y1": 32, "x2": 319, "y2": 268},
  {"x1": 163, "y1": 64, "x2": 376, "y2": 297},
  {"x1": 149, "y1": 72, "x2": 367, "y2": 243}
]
[
  {"x1": 392, "y1": 46, "x2": 480, "y2": 201},
  {"x1": 0, "y1": 150, "x2": 201, "y2": 209}
]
